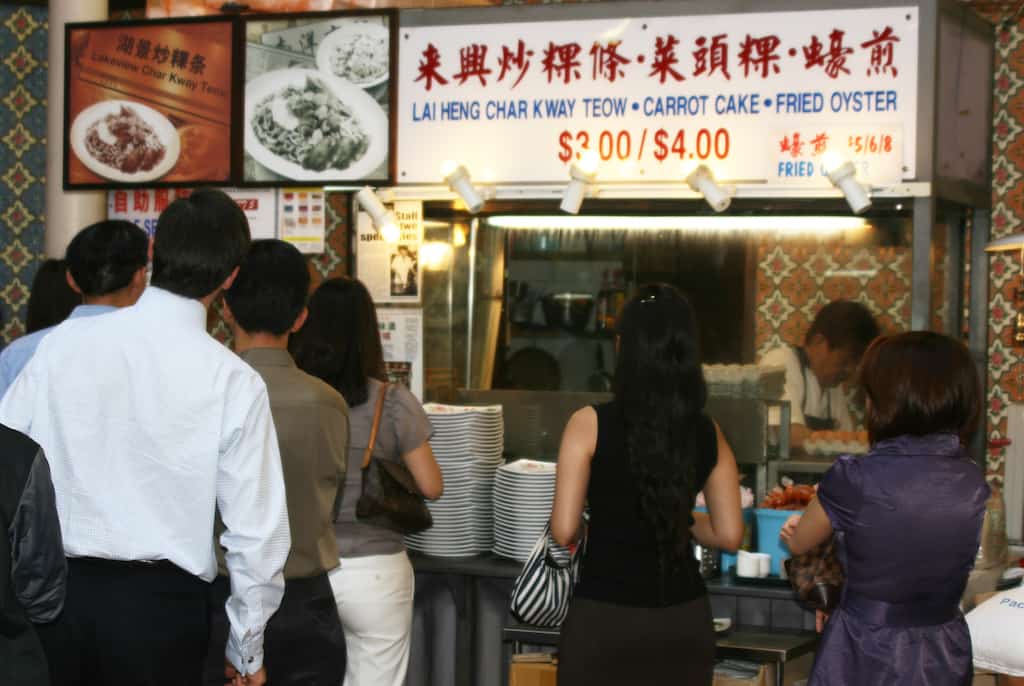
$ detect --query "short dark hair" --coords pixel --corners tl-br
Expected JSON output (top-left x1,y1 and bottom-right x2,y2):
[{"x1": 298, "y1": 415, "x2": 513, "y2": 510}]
[
  {"x1": 805, "y1": 300, "x2": 880, "y2": 358},
  {"x1": 151, "y1": 189, "x2": 250, "y2": 299},
  {"x1": 225, "y1": 240, "x2": 310, "y2": 336},
  {"x1": 64, "y1": 220, "x2": 148, "y2": 297},
  {"x1": 25, "y1": 258, "x2": 80, "y2": 334},
  {"x1": 859, "y1": 331, "x2": 980, "y2": 444},
  {"x1": 289, "y1": 277, "x2": 385, "y2": 407}
]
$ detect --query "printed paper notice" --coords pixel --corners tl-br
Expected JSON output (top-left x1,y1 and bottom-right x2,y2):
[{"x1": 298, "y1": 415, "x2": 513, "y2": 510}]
[
  {"x1": 357, "y1": 200, "x2": 423, "y2": 304},
  {"x1": 278, "y1": 188, "x2": 326, "y2": 253},
  {"x1": 378, "y1": 308, "x2": 424, "y2": 401}
]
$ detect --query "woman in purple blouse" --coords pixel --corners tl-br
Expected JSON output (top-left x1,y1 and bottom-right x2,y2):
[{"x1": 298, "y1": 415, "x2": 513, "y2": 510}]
[{"x1": 782, "y1": 331, "x2": 990, "y2": 686}]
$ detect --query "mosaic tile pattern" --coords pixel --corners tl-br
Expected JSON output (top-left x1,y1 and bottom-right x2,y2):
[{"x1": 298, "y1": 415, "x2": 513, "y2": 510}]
[
  {"x1": 0, "y1": 7, "x2": 46, "y2": 346},
  {"x1": 981, "y1": 14, "x2": 1024, "y2": 485}
]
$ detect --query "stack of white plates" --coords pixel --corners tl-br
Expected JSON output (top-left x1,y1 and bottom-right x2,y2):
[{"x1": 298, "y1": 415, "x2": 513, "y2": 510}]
[
  {"x1": 492, "y1": 459, "x2": 557, "y2": 561},
  {"x1": 405, "y1": 404, "x2": 504, "y2": 557}
]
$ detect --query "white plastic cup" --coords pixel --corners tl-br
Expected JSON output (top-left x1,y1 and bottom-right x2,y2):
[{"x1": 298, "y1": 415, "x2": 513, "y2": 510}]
[
  {"x1": 736, "y1": 550, "x2": 760, "y2": 577},
  {"x1": 755, "y1": 553, "x2": 771, "y2": 578}
]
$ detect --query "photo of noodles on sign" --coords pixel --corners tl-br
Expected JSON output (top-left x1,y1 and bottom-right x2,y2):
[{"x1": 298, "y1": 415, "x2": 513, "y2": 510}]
[
  {"x1": 242, "y1": 11, "x2": 394, "y2": 185},
  {"x1": 64, "y1": 17, "x2": 235, "y2": 189}
]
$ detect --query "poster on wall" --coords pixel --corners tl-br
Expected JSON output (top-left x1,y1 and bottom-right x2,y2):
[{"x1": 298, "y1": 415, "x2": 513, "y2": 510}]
[
  {"x1": 378, "y1": 307, "x2": 424, "y2": 401},
  {"x1": 241, "y1": 11, "x2": 395, "y2": 186},
  {"x1": 277, "y1": 188, "x2": 326, "y2": 254},
  {"x1": 107, "y1": 188, "x2": 277, "y2": 239},
  {"x1": 356, "y1": 200, "x2": 423, "y2": 304},
  {"x1": 397, "y1": 7, "x2": 918, "y2": 187},
  {"x1": 65, "y1": 18, "x2": 235, "y2": 189}
]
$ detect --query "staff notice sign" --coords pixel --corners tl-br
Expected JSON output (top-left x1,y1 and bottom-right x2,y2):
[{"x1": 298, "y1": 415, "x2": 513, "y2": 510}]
[
  {"x1": 65, "y1": 18, "x2": 235, "y2": 188},
  {"x1": 397, "y1": 7, "x2": 917, "y2": 186}
]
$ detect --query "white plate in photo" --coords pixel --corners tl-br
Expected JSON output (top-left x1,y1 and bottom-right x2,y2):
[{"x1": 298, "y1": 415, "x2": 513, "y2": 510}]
[
  {"x1": 70, "y1": 100, "x2": 180, "y2": 183},
  {"x1": 244, "y1": 68, "x2": 387, "y2": 182},
  {"x1": 315, "y1": 21, "x2": 390, "y2": 89}
]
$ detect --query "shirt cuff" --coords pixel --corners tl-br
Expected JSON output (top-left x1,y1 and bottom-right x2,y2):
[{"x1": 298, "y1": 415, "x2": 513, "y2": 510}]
[{"x1": 225, "y1": 634, "x2": 264, "y2": 675}]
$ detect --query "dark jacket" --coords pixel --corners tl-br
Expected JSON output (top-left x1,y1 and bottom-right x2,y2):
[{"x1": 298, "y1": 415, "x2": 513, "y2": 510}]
[{"x1": 1, "y1": 423, "x2": 66, "y2": 686}]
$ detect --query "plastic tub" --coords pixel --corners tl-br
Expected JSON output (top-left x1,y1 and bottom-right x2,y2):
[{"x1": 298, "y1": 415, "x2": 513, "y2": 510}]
[
  {"x1": 754, "y1": 508, "x2": 800, "y2": 576},
  {"x1": 694, "y1": 507, "x2": 755, "y2": 573}
]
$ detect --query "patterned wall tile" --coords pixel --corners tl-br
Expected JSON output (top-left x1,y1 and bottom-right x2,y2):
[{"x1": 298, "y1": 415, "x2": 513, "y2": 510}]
[{"x1": 0, "y1": 7, "x2": 46, "y2": 346}]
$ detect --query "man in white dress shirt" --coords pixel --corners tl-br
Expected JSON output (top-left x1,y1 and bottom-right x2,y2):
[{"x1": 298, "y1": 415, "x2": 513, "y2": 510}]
[{"x1": 0, "y1": 189, "x2": 290, "y2": 686}]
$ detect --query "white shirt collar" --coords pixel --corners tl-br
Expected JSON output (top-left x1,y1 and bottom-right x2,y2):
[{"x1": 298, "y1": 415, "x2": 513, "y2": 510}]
[{"x1": 136, "y1": 286, "x2": 208, "y2": 331}]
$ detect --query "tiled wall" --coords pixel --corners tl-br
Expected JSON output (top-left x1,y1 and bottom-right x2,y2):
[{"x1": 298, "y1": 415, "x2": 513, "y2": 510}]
[
  {"x1": 981, "y1": 10, "x2": 1024, "y2": 485},
  {"x1": 0, "y1": 7, "x2": 47, "y2": 345}
]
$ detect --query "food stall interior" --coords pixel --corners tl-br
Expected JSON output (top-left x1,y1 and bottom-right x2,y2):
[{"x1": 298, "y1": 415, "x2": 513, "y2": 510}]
[{"x1": 402, "y1": 196, "x2": 972, "y2": 498}]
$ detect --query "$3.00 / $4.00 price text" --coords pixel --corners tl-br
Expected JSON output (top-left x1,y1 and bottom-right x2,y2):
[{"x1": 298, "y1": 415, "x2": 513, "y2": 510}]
[{"x1": 558, "y1": 128, "x2": 731, "y2": 164}]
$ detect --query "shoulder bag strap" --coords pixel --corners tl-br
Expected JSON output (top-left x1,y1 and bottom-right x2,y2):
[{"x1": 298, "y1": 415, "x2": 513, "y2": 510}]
[{"x1": 362, "y1": 383, "x2": 390, "y2": 469}]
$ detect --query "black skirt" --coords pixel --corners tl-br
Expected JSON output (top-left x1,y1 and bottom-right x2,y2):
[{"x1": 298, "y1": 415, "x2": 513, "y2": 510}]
[{"x1": 557, "y1": 594, "x2": 715, "y2": 686}]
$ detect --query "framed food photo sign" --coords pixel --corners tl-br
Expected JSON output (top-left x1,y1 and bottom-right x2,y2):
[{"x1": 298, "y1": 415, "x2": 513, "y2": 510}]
[
  {"x1": 239, "y1": 10, "x2": 396, "y2": 186},
  {"x1": 63, "y1": 17, "x2": 236, "y2": 189}
]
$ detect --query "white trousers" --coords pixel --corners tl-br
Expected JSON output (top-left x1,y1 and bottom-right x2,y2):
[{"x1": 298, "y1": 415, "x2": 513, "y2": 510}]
[{"x1": 328, "y1": 551, "x2": 415, "y2": 686}]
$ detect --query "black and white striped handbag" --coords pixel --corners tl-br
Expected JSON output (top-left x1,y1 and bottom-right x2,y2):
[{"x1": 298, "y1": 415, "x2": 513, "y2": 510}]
[{"x1": 508, "y1": 522, "x2": 586, "y2": 627}]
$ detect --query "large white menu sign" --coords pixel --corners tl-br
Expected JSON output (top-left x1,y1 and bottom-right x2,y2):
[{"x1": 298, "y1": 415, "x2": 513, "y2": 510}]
[
  {"x1": 398, "y1": 7, "x2": 917, "y2": 186},
  {"x1": 378, "y1": 307, "x2": 424, "y2": 401},
  {"x1": 356, "y1": 200, "x2": 424, "y2": 304}
]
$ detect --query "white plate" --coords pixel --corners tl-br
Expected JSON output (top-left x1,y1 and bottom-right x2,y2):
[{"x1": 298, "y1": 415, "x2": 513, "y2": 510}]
[
  {"x1": 315, "y1": 21, "x2": 390, "y2": 89},
  {"x1": 69, "y1": 100, "x2": 181, "y2": 183},
  {"x1": 244, "y1": 68, "x2": 387, "y2": 181}
]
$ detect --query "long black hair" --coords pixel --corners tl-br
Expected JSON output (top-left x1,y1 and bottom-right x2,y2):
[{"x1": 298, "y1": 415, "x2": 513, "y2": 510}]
[
  {"x1": 613, "y1": 283, "x2": 707, "y2": 584},
  {"x1": 289, "y1": 277, "x2": 386, "y2": 407}
]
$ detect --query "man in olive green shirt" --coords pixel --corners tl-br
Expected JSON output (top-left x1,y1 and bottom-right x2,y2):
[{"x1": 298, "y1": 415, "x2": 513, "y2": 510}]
[{"x1": 203, "y1": 240, "x2": 349, "y2": 686}]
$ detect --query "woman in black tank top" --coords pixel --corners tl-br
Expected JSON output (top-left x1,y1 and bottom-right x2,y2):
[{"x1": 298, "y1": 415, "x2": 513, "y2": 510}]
[{"x1": 550, "y1": 284, "x2": 744, "y2": 686}]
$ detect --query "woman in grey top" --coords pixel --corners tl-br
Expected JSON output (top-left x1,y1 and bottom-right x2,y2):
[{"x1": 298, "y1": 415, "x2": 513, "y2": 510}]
[{"x1": 291, "y1": 277, "x2": 443, "y2": 686}]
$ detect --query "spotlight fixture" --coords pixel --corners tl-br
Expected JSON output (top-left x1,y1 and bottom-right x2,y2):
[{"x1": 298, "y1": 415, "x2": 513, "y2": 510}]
[
  {"x1": 559, "y1": 150, "x2": 599, "y2": 215},
  {"x1": 355, "y1": 187, "x2": 400, "y2": 243},
  {"x1": 441, "y1": 161, "x2": 486, "y2": 214},
  {"x1": 824, "y1": 157, "x2": 872, "y2": 215},
  {"x1": 684, "y1": 164, "x2": 732, "y2": 213}
]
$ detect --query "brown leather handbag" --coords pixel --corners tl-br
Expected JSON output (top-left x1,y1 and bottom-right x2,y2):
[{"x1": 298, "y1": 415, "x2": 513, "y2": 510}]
[
  {"x1": 354, "y1": 384, "x2": 433, "y2": 535},
  {"x1": 784, "y1": 536, "x2": 844, "y2": 612}
]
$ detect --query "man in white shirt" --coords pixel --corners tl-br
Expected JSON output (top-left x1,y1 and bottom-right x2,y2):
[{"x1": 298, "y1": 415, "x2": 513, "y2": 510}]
[
  {"x1": 0, "y1": 189, "x2": 290, "y2": 686},
  {"x1": 760, "y1": 300, "x2": 879, "y2": 450}
]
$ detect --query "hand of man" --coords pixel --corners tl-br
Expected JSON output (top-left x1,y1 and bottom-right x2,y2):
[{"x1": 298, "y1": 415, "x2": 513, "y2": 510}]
[
  {"x1": 815, "y1": 609, "x2": 830, "y2": 633},
  {"x1": 224, "y1": 659, "x2": 267, "y2": 686},
  {"x1": 780, "y1": 513, "x2": 802, "y2": 543},
  {"x1": 239, "y1": 667, "x2": 267, "y2": 686}
]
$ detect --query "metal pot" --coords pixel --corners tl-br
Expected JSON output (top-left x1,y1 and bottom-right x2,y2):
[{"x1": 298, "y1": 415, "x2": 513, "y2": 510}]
[{"x1": 541, "y1": 293, "x2": 594, "y2": 331}]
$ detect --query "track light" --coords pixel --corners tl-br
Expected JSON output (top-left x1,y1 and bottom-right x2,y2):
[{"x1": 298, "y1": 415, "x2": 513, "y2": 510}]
[
  {"x1": 355, "y1": 187, "x2": 400, "y2": 243},
  {"x1": 684, "y1": 164, "x2": 732, "y2": 213},
  {"x1": 559, "y1": 150, "x2": 599, "y2": 215},
  {"x1": 441, "y1": 161, "x2": 485, "y2": 214},
  {"x1": 823, "y1": 156, "x2": 871, "y2": 214}
]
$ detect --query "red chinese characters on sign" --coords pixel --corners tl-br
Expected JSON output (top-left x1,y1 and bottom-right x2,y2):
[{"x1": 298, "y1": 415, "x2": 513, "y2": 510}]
[
  {"x1": 779, "y1": 133, "x2": 804, "y2": 158},
  {"x1": 590, "y1": 41, "x2": 631, "y2": 83},
  {"x1": 861, "y1": 26, "x2": 899, "y2": 77},
  {"x1": 154, "y1": 189, "x2": 170, "y2": 213},
  {"x1": 738, "y1": 34, "x2": 781, "y2": 78},
  {"x1": 133, "y1": 190, "x2": 150, "y2": 212},
  {"x1": 542, "y1": 42, "x2": 583, "y2": 84},
  {"x1": 649, "y1": 35, "x2": 685, "y2": 83},
  {"x1": 497, "y1": 40, "x2": 534, "y2": 88},
  {"x1": 113, "y1": 191, "x2": 128, "y2": 214},
  {"x1": 409, "y1": 22, "x2": 906, "y2": 92},
  {"x1": 810, "y1": 133, "x2": 829, "y2": 155},
  {"x1": 693, "y1": 34, "x2": 730, "y2": 80},
  {"x1": 453, "y1": 44, "x2": 493, "y2": 86},
  {"x1": 803, "y1": 29, "x2": 853, "y2": 79},
  {"x1": 780, "y1": 132, "x2": 832, "y2": 158},
  {"x1": 415, "y1": 43, "x2": 449, "y2": 91}
]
